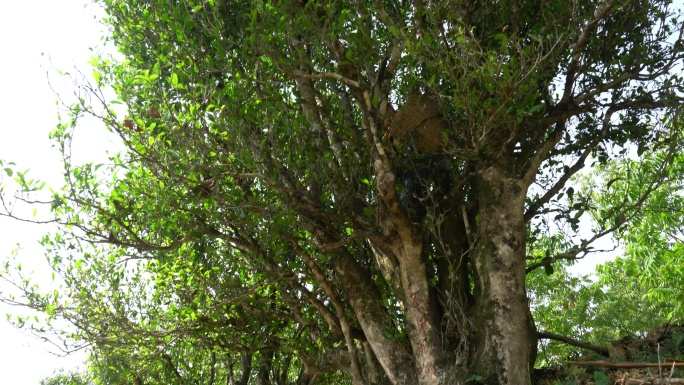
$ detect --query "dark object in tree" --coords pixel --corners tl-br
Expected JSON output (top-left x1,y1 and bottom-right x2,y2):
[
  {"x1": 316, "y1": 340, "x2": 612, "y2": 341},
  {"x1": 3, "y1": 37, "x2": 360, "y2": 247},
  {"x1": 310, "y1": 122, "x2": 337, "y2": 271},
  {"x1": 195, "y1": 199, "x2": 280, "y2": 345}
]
[
  {"x1": 387, "y1": 95, "x2": 452, "y2": 220},
  {"x1": 121, "y1": 119, "x2": 141, "y2": 133},
  {"x1": 398, "y1": 151, "x2": 452, "y2": 221},
  {"x1": 147, "y1": 106, "x2": 161, "y2": 118}
]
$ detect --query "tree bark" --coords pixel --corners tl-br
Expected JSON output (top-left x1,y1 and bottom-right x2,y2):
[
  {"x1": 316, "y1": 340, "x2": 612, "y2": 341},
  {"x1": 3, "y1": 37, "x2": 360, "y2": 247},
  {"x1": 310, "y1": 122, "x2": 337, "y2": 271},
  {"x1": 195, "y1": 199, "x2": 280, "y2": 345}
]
[
  {"x1": 330, "y1": 247, "x2": 418, "y2": 384},
  {"x1": 236, "y1": 353, "x2": 252, "y2": 385},
  {"x1": 467, "y1": 164, "x2": 537, "y2": 384},
  {"x1": 390, "y1": 235, "x2": 449, "y2": 385}
]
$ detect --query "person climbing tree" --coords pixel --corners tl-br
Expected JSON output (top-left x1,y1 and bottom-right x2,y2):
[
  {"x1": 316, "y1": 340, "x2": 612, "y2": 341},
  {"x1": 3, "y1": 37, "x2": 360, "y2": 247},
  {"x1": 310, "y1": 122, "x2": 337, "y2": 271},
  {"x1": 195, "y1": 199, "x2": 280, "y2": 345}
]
[{"x1": 386, "y1": 95, "x2": 452, "y2": 220}]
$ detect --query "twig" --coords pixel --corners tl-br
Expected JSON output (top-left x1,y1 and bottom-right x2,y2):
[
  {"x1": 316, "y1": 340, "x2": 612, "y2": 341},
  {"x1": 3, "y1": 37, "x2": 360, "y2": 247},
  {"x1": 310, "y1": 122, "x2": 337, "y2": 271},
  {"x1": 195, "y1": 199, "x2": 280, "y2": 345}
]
[{"x1": 560, "y1": 361, "x2": 684, "y2": 369}]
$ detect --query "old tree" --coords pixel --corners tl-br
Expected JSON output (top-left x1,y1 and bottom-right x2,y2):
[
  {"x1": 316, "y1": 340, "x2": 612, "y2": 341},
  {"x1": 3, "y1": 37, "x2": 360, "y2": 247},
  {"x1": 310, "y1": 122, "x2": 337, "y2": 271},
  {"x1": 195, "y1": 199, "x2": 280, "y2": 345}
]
[{"x1": 2, "y1": 0, "x2": 684, "y2": 384}]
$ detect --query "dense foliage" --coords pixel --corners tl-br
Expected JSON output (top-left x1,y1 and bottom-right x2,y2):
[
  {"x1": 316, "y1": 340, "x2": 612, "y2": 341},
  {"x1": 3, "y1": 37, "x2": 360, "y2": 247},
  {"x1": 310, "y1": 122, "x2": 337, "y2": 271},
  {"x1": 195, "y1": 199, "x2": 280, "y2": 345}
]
[
  {"x1": 2, "y1": 0, "x2": 684, "y2": 384},
  {"x1": 532, "y1": 151, "x2": 684, "y2": 365}
]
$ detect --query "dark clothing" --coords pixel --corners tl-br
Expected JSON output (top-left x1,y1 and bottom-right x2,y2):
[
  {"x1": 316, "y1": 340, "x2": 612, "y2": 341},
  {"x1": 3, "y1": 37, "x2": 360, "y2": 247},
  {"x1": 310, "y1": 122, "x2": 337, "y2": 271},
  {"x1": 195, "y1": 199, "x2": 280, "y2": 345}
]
[
  {"x1": 386, "y1": 95, "x2": 452, "y2": 220},
  {"x1": 400, "y1": 153, "x2": 452, "y2": 221}
]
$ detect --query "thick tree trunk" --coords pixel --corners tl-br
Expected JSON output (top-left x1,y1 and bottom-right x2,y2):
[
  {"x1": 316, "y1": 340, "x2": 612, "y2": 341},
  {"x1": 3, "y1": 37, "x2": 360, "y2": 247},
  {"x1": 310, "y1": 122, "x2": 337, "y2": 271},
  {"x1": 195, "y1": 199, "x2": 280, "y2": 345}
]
[
  {"x1": 390, "y1": 237, "x2": 450, "y2": 385},
  {"x1": 373, "y1": 152, "x2": 458, "y2": 384},
  {"x1": 334, "y1": 101, "x2": 539, "y2": 384},
  {"x1": 467, "y1": 165, "x2": 537, "y2": 384}
]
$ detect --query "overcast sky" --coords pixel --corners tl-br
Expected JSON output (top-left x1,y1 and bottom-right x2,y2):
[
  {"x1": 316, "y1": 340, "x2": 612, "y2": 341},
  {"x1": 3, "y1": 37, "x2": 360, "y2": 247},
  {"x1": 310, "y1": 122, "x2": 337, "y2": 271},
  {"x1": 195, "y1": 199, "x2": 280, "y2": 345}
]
[{"x1": 0, "y1": 1, "x2": 118, "y2": 383}]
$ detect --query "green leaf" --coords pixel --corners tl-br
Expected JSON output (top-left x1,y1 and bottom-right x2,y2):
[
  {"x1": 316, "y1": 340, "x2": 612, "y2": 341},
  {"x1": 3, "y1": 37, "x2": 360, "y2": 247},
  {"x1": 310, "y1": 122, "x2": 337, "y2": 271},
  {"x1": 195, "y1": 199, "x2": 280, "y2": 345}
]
[
  {"x1": 594, "y1": 370, "x2": 610, "y2": 385},
  {"x1": 529, "y1": 104, "x2": 544, "y2": 113}
]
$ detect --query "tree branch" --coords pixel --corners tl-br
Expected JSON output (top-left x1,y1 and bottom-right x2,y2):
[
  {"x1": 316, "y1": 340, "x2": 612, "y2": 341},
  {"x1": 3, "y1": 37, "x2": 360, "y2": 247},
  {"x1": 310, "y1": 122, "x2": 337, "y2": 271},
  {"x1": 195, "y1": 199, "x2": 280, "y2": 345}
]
[
  {"x1": 524, "y1": 137, "x2": 595, "y2": 222},
  {"x1": 561, "y1": 0, "x2": 619, "y2": 104},
  {"x1": 525, "y1": 106, "x2": 615, "y2": 222},
  {"x1": 289, "y1": 69, "x2": 362, "y2": 89},
  {"x1": 538, "y1": 331, "x2": 610, "y2": 357},
  {"x1": 521, "y1": 123, "x2": 563, "y2": 188}
]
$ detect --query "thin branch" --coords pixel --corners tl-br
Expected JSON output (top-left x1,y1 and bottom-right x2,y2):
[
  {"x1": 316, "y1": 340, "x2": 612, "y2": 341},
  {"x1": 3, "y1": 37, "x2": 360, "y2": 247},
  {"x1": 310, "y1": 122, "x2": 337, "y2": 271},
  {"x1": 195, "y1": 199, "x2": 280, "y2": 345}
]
[
  {"x1": 0, "y1": 211, "x2": 58, "y2": 225},
  {"x1": 162, "y1": 353, "x2": 187, "y2": 385},
  {"x1": 538, "y1": 330, "x2": 610, "y2": 357},
  {"x1": 527, "y1": 137, "x2": 678, "y2": 273},
  {"x1": 525, "y1": 243, "x2": 617, "y2": 273},
  {"x1": 289, "y1": 69, "x2": 362, "y2": 89},
  {"x1": 320, "y1": 231, "x2": 371, "y2": 252},
  {"x1": 521, "y1": 123, "x2": 564, "y2": 188},
  {"x1": 560, "y1": 360, "x2": 684, "y2": 369},
  {"x1": 291, "y1": 241, "x2": 364, "y2": 383},
  {"x1": 525, "y1": 106, "x2": 615, "y2": 222},
  {"x1": 524, "y1": 136, "x2": 595, "y2": 222}
]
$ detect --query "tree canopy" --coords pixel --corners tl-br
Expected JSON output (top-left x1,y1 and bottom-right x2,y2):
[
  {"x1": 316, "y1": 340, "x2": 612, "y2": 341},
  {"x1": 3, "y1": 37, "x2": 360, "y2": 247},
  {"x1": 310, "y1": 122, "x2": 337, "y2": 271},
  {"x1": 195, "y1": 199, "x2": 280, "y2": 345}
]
[{"x1": 2, "y1": 0, "x2": 684, "y2": 384}]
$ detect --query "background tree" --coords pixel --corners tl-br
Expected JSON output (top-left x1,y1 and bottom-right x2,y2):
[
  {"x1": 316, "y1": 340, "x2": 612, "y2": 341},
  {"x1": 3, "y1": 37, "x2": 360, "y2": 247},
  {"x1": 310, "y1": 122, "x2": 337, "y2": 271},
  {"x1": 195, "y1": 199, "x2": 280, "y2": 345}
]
[
  {"x1": 531, "y1": 150, "x2": 684, "y2": 365},
  {"x1": 2, "y1": 0, "x2": 684, "y2": 384},
  {"x1": 40, "y1": 369, "x2": 94, "y2": 385}
]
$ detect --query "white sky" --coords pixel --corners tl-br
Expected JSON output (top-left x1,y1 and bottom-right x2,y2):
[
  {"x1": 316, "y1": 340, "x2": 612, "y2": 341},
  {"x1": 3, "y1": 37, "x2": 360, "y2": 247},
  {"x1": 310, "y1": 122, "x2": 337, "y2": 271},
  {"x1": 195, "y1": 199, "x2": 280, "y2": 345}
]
[
  {"x1": 1, "y1": 1, "x2": 680, "y2": 384},
  {"x1": 0, "y1": 1, "x2": 118, "y2": 383}
]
